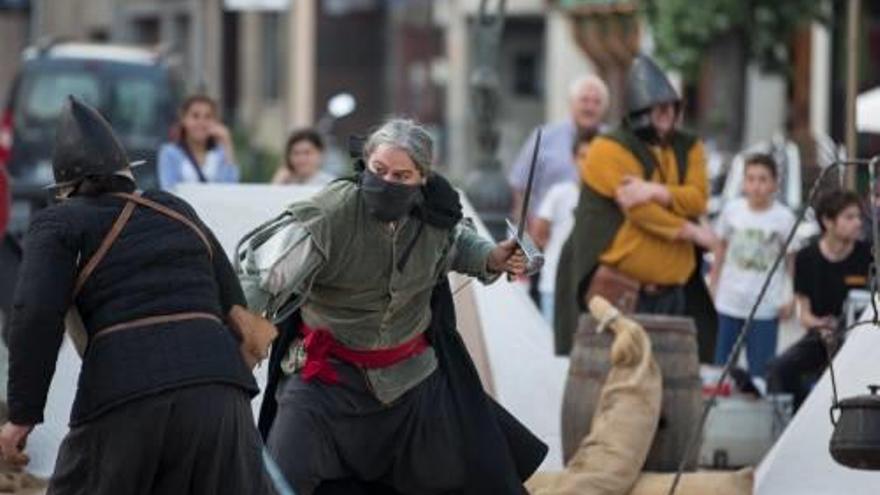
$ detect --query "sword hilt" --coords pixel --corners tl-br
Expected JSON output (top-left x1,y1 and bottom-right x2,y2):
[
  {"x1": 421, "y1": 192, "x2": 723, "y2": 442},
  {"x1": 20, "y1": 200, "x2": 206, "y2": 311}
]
[{"x1": 506, "y1": 218, "x2": 544, "y2": 278}]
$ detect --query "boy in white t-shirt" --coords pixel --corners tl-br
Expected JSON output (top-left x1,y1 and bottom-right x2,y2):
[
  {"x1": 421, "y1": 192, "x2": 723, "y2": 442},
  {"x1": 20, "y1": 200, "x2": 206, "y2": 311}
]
[
  {"x1": 533, "y1": 133, "x2": 592, "y2": 325},
  {"x1": 709, "y1": 153, "x2": 796, "y2": 377}
]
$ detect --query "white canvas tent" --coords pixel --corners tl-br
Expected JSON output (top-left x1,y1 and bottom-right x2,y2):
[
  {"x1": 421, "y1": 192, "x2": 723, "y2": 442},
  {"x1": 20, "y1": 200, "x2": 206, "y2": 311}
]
[
  {"x1": 24, "y1": 183, "x2": 569, "y2": 478},
  {"x1": 756, "y1": 311, "x2": 880, "y2": 494}
]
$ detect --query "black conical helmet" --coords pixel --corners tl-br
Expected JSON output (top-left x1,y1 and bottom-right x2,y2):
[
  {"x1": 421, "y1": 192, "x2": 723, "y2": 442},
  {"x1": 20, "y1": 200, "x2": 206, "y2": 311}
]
[
  {"x1": 51, "y1": 95, "x2": 129, "y2": 187},
  {"x1": 625, "y1": 55, "x2": 679, "y2": 117}
]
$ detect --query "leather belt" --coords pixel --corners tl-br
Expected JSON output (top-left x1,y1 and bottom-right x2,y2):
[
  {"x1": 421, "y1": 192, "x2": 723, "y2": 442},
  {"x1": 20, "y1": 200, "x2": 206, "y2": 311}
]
[
  {"x1": 93, "y1": 311, "x2": 222, "y2": 340},
  {"x1": 641, "y1": 283, "x2": 679, "y2": 296}
]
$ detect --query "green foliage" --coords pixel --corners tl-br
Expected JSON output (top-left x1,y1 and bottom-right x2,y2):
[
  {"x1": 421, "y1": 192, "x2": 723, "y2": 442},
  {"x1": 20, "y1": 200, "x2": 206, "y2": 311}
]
[{"x1": 642, "y1": 0, "x2": 828, "y2": 80}]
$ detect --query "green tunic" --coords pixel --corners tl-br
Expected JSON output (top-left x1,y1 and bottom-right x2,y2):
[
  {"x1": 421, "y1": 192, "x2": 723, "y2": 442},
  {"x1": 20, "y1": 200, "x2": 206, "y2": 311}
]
[{"x1": 241, "y1": 181, "x2": 498, "y2": 403}]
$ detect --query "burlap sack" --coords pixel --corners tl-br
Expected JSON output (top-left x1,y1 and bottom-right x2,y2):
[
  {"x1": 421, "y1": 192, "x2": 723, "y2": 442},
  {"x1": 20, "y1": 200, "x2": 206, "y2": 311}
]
[
  {"x1": 528, "y1": 468, "x2": 754, "y2": 495},
  {"x1": 0, "y1": 459, "x2": 47, "y2": 495},
  {"x1": 528, "y1": 297, "x2": 662, "y2": 495},
  {"x1": 628, "y1": 468, "x2": 753, "y2": 495}
]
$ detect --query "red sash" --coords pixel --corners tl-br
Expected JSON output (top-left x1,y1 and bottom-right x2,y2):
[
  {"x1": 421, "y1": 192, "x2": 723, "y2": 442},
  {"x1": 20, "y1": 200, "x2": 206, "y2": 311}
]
[{"x1": 300, "y1": 322, "x2": 430, "y2": 385}]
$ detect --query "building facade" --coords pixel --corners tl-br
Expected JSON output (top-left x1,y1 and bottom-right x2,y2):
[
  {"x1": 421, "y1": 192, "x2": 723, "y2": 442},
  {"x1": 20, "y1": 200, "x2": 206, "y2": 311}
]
[{"x1": 7, "y1": 0, "x2": 876, "y2": 186}]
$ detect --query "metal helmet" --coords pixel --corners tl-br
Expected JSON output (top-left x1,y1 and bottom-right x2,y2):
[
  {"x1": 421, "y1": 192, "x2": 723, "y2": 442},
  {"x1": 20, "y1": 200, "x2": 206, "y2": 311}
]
[
  {"x1": 625, "y1": 55, "x2": 679, "y2": 117},
  {"x1": 51, "y1": 96, "x2": 129, "y2": 188}
]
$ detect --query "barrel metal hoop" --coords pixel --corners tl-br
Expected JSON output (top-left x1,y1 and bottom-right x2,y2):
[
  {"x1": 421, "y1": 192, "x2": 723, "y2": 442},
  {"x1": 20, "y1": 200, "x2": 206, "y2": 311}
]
[{"x1": 568, "y1": 368, "x2": 702, "y2": 389}]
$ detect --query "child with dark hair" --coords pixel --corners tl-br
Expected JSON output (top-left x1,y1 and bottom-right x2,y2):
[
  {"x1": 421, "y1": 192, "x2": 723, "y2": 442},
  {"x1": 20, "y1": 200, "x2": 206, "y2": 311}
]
[
  {"x1": 767, "y1": 189, "x2": 871, "y2": 410},
  {"x1": 272, "y1": 128, "x2": 334, "y2": 186},
  {"x1": 709, "y1": 153, "x2": 796, "y2": 377},
  {"x1": 533, "y1": 131, "x2": 594, "y2": 325}
]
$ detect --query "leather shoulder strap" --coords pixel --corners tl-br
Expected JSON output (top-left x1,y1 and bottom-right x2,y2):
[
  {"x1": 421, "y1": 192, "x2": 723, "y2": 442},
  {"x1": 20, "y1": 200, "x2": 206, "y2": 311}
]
[
  {"x1": 604, "y1": 128, "x2": 658, "y2": 181},
  {"x1": 177, "y1": 142, "x2": 209, "y2": 183},
  {"x1": 671, "y1": 130, "x2": 698, "y2": 184},
  {"x1": 111, "y1": 192, "x2": 214, "y2": 260},
  {"x1": 72, "y1": 199, "x2": 137, "y2": 299}
]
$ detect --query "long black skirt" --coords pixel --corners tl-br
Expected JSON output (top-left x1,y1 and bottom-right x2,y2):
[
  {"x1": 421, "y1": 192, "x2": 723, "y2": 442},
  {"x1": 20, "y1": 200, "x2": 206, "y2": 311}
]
[
  {"x1": 48, "y1": 383, "x2": 276, "y2": 495},
  {"x1": 267, "y1": 364, "x2": 465, "y2": 495}
]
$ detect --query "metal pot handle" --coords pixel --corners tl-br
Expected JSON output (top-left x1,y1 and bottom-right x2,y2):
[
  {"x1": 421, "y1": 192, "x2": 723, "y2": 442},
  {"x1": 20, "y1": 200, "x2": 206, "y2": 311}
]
[{"x1": 830, "y1": 404, "x2": 841, "y2": 426}]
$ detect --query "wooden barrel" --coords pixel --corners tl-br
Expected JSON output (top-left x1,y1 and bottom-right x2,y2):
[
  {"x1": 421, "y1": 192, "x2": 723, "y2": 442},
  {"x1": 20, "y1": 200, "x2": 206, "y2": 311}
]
[{"x1": 561, "y1": 313, "x2": 703, "y2": 472}]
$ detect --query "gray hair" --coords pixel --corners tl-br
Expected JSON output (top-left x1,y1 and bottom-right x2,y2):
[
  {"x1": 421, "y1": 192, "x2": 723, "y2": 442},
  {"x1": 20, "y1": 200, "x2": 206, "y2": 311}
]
[
  {"x1": 569, "y1": 74, "x2": 610, "y2": 109},
  {"x1": 363, "y1": 118, "x2": 434, "y2": 175}
]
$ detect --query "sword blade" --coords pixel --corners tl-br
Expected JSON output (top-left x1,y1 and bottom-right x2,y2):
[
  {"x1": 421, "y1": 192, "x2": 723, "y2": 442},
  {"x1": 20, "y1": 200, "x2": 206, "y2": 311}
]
[
  {"x1": 516, "y1": 127, "x2": 542, "y2": 240},
  {"x1": 263, "y1": 446, "x2": 298, "y2": 495}
]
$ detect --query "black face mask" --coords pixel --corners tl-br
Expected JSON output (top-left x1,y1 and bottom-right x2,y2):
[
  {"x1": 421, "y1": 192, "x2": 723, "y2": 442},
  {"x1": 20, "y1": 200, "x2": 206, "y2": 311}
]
[{"x1": 360, "y1": 169, "x2": 423, "y2": 222}]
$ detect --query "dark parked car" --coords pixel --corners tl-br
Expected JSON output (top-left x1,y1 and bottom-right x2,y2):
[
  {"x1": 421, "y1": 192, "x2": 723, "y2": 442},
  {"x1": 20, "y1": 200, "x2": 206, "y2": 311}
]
[
  {"x1": 1, "y1": 41, "x2": 183, "y2": 236},
  {"x1": 0, "y1": 41, "x2": 182, "y2": 336}
]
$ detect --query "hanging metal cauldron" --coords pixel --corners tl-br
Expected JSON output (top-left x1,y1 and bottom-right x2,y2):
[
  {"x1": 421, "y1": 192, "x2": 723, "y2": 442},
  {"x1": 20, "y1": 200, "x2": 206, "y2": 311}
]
[{"x1": 830, "y1": 385, "x2": 880, "y2": 470}]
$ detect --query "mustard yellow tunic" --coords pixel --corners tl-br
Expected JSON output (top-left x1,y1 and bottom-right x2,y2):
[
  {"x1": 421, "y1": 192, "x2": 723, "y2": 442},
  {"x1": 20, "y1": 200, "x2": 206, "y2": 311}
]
[{"x1": 580, "y1": 136, "x2": 708, "y2": 285}]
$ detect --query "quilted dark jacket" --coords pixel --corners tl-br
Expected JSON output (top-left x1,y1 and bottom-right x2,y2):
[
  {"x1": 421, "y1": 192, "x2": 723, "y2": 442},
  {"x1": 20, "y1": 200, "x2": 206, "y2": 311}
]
[{"x1": 8, "y1": 185, "x2": 257, "y2": 426}]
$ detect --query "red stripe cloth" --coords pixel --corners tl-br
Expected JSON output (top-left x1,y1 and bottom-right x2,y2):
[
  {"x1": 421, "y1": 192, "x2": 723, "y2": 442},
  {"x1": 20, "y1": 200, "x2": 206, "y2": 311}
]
[
  {"x1": 300, "y1": 322, "x2": 430, "y2": 385},
  {"x1": 0, "y1": 165, "x2": 8, "y2": 239}
]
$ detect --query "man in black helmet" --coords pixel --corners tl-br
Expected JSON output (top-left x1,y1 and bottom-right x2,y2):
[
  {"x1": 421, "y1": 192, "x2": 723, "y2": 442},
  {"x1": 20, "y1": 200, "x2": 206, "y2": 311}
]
[
  {"x1": 555, "y1": 55, "x2": 718, "y2": 358},
  {"x1": 0, "y1": 96, "x2": 276, "y2": 494}
]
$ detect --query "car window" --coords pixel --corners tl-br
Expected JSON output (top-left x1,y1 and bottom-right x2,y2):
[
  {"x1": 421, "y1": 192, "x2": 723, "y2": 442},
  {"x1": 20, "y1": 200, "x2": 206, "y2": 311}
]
[
  {"x1": 16, "y1": 67, "x2": 166, "y2": 142},
  {"x1": 20, "y1": 71, "x2": 102, "y2": 123},
  {"x1": 109, "y1": 77, "x2": 162, "y2": 139}
]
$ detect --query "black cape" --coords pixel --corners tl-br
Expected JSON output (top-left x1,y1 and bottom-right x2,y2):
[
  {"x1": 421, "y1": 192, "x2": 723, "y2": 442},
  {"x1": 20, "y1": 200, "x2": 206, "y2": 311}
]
[{"x1": 258, "y1": 173, "x2": 547, "y2": 494}]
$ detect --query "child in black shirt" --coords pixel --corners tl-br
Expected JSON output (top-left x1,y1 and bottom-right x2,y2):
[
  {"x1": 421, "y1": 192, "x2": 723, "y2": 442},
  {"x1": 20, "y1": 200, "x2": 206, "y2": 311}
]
[{"x1": 767, "y1": 190, "x2": 871, "y2": 410}]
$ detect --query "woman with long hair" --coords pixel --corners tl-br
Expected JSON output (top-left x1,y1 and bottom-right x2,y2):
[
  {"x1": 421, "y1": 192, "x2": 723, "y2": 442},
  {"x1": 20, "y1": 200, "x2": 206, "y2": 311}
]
[{"x1": 157, "y1": 95, "x2": 239, "y2": 191}]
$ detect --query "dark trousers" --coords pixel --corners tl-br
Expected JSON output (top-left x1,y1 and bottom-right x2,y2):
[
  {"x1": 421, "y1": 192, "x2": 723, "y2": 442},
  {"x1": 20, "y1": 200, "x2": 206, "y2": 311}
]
[
  {"x1": 715, "y1": 314, "x2": 779, "y2": 378},
  {"x1": 49, "y1": 384, "x2": 275, "y2": 495},
  {"x1": 766, "y1": 331, "x2": 836, "y2": 411},
  {"x1": 636, "y1": 286, "x2": 686, "y2": 315}
]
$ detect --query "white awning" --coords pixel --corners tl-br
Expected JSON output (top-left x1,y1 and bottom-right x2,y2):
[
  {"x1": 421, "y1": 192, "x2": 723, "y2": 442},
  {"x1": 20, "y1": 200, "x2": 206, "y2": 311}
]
[
  {"x1": 224, "y1": 0, "x2": 289, "y2": 11},
  {"x1": 856, "y1": 86, "x2": 880, "y2": 134}
]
